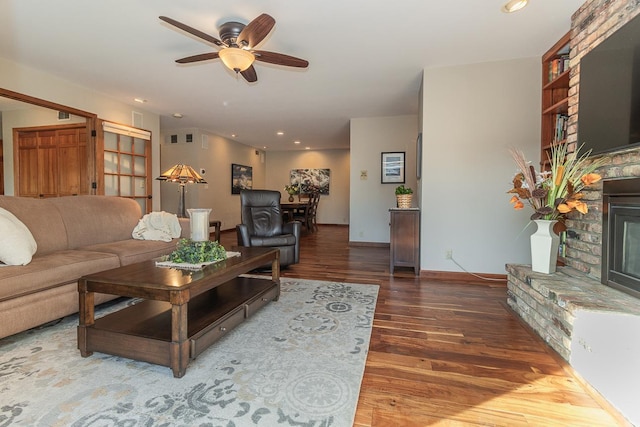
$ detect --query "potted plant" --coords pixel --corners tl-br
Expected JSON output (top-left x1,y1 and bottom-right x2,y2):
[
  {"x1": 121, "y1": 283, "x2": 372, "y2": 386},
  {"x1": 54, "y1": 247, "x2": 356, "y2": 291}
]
[
  {"x1": 395, "y1": 185, "x2": 413, "y2": 208},
  {"x1": 507, "y1": 143, "x2": 605, "y2": 273}
]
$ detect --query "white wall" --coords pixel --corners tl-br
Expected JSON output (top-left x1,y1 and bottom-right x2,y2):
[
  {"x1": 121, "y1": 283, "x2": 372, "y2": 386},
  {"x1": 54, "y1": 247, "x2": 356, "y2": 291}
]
[
  {"x1": 571, "y1": 310, "x2": 640, "y2": 425},
  {"x1": 350, "y1": 115, "x2": 418, "y2": 243},
  {"x1": 159, "y1": 129, "x2": 266, "y2": 231},
  {"x1": 265, "y1": 149, "x2": 350, "y2": 225},
  {"x1": 0, "y1": 57, "x2": 162, "y2": 209},
  {"x1": 421, "y1": 57, "x2": 541, "y2": 274}
]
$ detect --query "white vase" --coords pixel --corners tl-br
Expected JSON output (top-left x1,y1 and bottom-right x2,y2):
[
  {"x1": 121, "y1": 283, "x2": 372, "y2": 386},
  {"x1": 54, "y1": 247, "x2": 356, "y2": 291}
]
[
  {"x1": 187, "y1": 208, "x2": 211, "y2": 242},
  {"x1": 530, "y1": 219, "x2": 560, "y2": 274}
]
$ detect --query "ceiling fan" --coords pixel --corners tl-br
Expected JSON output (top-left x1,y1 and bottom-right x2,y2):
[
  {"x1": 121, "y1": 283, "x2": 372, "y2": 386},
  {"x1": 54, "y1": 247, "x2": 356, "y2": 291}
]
[{"x1": 159, "y1": 13, "x2": 309, "y2": 83}]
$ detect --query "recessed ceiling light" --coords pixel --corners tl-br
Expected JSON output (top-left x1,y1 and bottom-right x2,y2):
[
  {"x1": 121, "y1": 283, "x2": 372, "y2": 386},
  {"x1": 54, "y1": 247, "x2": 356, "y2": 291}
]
[
  {"x1": 231, "y1": 134, "x2": 237, "y2": 138},
  {"x1": 172, "y1": 113, "x2": 183, "y2": 118},
  {"x1": 276, "y1": 131, "x2": 284, "y2": 136},
  {"x1": 305, "y1": 147, "x2": 310, "y2": 150},
  {"x1": 502, "y1": 0, "x2": 528, "y2": 13},
  {"x1": 134, "y1": 98, "x2": 147, "y2": 103},
  {"x1": 294, "y1": 140, "x2": 301, "y2": 144}
]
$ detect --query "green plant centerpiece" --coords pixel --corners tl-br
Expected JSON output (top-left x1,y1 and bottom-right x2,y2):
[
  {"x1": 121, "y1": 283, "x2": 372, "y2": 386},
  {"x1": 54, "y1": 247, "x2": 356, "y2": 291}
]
[
  {"x1": 395, "y1": 185, "x2": 413, "y2": 195},
  {"x1": 168, "y1": 238, "x2": 227, "y2": 264}
]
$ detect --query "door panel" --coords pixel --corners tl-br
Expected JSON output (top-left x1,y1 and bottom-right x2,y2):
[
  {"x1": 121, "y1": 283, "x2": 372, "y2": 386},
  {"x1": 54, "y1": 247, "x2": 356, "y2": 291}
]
[{"x1": 102, "y1": 123, "x2": 151, "y2": 214}]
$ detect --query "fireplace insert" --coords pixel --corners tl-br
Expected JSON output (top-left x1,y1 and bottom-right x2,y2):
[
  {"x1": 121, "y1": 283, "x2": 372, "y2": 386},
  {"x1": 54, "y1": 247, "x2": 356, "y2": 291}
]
[{"x1": 602, "y1": 178, "x2": 640, "y2": 298}]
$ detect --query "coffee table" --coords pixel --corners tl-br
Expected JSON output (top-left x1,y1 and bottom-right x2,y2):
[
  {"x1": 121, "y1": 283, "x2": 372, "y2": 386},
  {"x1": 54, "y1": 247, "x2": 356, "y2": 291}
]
[{"x1": 77, "y1": 246, "x2": 279, "y2": 378}]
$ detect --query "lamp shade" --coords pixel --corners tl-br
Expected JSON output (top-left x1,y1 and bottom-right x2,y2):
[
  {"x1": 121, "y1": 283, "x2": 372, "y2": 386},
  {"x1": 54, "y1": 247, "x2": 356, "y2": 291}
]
[
  {"x1": 219, "y1": 48, "x2": 255, "y2": 72},
  {"x1": 156, "y1": 164, "x2": 207, "y2": 184},
  {"x1": 156, "y1": 164, "x2": 207, "y2": 218}
]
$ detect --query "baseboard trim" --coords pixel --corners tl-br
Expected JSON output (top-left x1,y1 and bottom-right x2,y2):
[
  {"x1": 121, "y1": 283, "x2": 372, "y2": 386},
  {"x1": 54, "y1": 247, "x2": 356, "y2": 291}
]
[
  {"x1": 348, "y1": 241, "x2": 389, "y2": 248},
  {"x1": 420, "y1": 270, "x2": 507, "y2": 286}
]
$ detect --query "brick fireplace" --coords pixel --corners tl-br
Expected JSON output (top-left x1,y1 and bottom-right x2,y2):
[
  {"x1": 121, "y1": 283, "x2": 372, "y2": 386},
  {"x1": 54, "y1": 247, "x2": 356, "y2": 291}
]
[{"x1": 506, "y1": 1, "x2": 640, "y2": 424}]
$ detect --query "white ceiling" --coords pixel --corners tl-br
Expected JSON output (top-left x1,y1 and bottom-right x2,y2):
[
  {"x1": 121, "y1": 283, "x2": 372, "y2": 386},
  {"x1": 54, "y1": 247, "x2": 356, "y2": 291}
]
[{"x1": 0, "y1": 0, "x2": 584, "y2": 151}]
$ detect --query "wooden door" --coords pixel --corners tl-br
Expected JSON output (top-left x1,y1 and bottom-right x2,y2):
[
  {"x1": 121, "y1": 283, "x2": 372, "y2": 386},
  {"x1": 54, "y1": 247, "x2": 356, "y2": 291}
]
[
  {"x1": 17, "y1": 131, "x2": 39, "y2": 197},
  {"x1": 15, "y1": 124, "x2": 88, "y2": 198}
]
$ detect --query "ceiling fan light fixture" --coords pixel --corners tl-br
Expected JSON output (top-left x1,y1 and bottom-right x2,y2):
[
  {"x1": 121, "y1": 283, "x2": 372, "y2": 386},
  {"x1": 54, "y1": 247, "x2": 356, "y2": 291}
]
[
  {"x1": 219, "y1": 48, "x2": 255, "y2": 72},
  {"x1": 502, "y1": 0, "x2": 528, "y2": 13}
]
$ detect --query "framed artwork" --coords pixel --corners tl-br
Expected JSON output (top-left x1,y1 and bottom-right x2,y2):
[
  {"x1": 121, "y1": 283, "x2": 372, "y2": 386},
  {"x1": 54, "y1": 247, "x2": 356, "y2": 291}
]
[
  {"x1": 290, "y1": 169, "x2": 330, "y2": 195},
  {"x1": 231, "y1": 164, "x2": 253, "y2": 194},
  {"x1": 381, "y1": 152, "x2": 405, "y2": 184}
]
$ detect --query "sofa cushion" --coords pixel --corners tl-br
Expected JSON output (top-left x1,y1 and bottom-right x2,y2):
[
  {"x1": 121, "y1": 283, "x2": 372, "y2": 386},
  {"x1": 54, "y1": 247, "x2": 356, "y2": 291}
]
[
  {"x1": 81, "y1": 239, "x2": 178, "y2": 266},
  {"x1": 0, "y1": 196, "x2": 69, "y2": 255},
  {"x1": 0, "y1": 207, "x2": 37, "y2": 265},
  {"x1": 49, "y1": 196, "x2": 141, "y2": 249},
  {"x1": 0, "y1": 250, "x2": 120, "y2": 302}
]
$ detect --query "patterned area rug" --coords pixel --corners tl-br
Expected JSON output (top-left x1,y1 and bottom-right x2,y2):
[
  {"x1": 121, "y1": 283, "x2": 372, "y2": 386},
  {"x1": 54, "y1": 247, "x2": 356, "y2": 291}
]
[{"x1": 0, "y1": 278, "x2": 378, "y2": 426}]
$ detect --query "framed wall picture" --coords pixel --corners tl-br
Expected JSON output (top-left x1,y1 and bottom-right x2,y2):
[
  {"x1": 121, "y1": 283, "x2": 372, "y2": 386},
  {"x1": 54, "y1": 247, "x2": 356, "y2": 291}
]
[
  {"x1": 231, "y1": 164, "x2": 253, "y2": 194},
  {"x1": 381, "y1": 152, "x2": 405, "y2": 184},
  {"x1": 289, "y1": 168, "x2": 331, "y2": 195}
]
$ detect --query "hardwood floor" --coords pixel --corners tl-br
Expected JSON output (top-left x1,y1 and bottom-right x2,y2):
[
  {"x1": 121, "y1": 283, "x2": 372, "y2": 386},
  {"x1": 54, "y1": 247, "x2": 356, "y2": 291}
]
[{"x1": 220, "y1": 225, "x2": 626, "y2": 426}]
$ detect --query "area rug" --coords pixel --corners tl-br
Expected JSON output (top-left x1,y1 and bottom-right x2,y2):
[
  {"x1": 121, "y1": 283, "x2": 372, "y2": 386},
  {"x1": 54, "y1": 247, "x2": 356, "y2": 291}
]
[{"x1": 0, "y1": 278, "x2": 378, "y2": 426}]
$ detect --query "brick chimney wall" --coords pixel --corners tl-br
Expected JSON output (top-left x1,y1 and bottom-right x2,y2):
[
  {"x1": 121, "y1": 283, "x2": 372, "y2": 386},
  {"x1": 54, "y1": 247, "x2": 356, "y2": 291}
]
[{"x1": 563, "y1": 0, "x2": 640, "y2": 279}]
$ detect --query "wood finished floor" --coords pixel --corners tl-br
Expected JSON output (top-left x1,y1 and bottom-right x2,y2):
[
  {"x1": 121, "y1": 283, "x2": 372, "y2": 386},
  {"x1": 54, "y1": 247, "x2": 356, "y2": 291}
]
[{"x1": 219, "y1": 225, "x2": 624, "y2": 426}]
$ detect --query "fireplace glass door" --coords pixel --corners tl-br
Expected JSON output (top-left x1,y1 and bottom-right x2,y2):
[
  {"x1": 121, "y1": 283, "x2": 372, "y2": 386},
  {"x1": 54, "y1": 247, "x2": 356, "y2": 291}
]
[{"x1": 606, "y1": 202, "x2": 640, "y2": 296}]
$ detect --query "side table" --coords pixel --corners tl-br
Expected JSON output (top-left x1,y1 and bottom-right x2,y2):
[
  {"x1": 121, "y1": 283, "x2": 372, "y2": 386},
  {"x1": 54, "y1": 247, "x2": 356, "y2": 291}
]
[{"x1": 209, "y1": 220, "x2": 221, "y2": 242}]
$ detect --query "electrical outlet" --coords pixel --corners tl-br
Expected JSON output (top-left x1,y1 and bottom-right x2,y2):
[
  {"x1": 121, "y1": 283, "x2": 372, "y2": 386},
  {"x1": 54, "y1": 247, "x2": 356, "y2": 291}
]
[{"x1": 445, "y1": 249, "x2": 453, "y2": 260}]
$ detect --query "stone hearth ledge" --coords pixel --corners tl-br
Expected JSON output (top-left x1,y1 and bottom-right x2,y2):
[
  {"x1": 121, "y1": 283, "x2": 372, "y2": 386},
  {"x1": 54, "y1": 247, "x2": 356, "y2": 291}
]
[{"x1": 505, "y1": 264, "x2": 640, "y2": 361}]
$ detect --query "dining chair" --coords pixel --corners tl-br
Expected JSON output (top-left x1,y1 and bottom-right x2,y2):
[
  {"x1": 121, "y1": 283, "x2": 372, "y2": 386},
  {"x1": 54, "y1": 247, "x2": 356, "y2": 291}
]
[{"x1": 293, "y1": 192, "x2": 319, "y2": 232}]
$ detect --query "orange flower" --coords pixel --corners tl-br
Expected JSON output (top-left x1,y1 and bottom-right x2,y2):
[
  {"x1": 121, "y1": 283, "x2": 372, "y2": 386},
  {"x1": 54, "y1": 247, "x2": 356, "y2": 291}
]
[
  {"x1": 509, "y1": 195, "x2": 519, "y2": 204},
  {"x1": 557, "y1": 203, "x2": 572, "y2": 213},
  {"x1": 513, "y1": 200, "x2": 524, "y2": 210},
  {"x1": 581, "y1": 173, "x2": 602, "y2": 186},
  {"x1": 575, "y1": 201, "x2": 588, "y2": 214}
]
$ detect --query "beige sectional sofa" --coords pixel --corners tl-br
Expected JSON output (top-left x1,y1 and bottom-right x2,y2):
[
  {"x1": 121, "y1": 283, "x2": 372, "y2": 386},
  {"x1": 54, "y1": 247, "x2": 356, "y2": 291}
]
[{"x1": 0, "y1": 195, "x2": 187, "y2": 339}]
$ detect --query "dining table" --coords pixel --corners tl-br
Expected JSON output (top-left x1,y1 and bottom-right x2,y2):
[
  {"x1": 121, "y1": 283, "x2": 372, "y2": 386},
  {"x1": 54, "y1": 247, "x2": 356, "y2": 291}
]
[{"x1": 281, "y1": 201, "x2": 309, "y2": 222}]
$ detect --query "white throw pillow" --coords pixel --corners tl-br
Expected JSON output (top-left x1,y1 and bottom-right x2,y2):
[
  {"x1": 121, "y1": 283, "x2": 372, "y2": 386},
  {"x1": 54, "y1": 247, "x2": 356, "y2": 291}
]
[{"x1": 0, "y1": 207, "x2": 38, "y2": 265}]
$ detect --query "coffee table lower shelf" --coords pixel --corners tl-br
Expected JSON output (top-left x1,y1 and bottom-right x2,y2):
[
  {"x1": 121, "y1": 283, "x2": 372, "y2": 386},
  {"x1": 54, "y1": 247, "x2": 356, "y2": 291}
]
[{"x1": 81, "y1": 276, "x2": 278, "y2": 376}]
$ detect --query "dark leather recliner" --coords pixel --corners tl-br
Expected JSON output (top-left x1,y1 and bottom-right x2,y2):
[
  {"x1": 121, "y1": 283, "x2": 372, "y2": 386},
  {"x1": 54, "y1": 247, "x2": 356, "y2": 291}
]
[{"x1": 236, "y1": 189, "x2": 301, "y2": 267}]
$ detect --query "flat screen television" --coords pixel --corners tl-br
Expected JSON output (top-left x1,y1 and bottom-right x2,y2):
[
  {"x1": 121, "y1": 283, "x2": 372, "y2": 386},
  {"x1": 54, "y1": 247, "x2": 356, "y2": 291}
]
[{"x1": 578, "y1": 13, "x2": 640, "y2": 155}]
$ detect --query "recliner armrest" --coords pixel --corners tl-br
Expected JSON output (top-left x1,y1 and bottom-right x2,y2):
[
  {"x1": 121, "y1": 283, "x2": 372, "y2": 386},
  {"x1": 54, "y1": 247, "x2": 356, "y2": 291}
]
[
  {"x1": 236, "y1": 224, "x2": 251, "y2": 246},
  {"x1": 283, "y1": 221, "x2": 302, "y2": 263}
]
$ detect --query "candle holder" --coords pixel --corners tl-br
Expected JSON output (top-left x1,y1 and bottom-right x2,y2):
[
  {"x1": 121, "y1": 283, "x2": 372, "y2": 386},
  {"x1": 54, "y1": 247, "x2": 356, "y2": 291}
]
[{"x1": 187, "y1": 208, "x2": 211, "y2": 242}]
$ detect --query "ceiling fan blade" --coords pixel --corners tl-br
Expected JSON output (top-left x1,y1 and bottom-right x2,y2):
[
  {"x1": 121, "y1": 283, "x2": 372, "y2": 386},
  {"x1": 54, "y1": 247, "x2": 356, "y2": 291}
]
[
  {"x1": 237, "y1": 14, "x2": 275, "y2": 48},
  {"x1": 175, "y1": 52, "x2": 220, "y2": 64},
  {"x1": 253, "y1": 50, "x2": 309, "y2": 68},
  {"x1": 241, "y1": 66, "x2": 258, "y2": 83},
  {"x1": 159, "y1": 16, "x2": 224, "y2": 47}
]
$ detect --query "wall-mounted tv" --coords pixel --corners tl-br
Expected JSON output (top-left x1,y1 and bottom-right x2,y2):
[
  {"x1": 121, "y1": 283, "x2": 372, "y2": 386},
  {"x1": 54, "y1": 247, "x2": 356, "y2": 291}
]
[{"x1": 578, "y1": 13, "x2": 640, "y2": 155}]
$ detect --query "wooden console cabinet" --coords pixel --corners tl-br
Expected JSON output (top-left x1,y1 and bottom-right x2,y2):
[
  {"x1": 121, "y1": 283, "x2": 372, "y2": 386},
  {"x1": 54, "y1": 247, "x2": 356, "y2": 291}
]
[{"x1": 389, "y1": 208, "x2": 420, "y2": 275}]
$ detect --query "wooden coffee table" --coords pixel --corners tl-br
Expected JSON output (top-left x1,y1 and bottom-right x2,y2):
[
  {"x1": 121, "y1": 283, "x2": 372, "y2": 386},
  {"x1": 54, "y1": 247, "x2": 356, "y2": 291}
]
[{"x1": 77, "y1": 246, "x2": 279, "y2": 378}]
